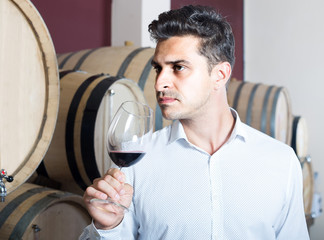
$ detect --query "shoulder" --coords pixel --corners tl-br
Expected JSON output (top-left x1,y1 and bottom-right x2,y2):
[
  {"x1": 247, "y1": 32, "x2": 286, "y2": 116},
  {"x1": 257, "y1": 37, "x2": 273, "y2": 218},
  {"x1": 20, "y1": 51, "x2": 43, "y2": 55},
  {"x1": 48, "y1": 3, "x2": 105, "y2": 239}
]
[
  {"x1": 241, "y1": 122, "x2": 296, "y2": 157},
  {"x1": 236, "y1": 123, "x2": 302, "y2": 185}
]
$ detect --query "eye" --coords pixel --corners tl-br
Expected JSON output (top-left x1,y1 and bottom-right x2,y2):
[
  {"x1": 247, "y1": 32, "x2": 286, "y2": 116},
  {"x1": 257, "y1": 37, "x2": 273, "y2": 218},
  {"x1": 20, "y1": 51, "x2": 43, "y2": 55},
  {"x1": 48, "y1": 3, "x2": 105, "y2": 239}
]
[
  {"x1": 153, "y1": 65, "x2": 162, "y2": 74},
  {"x1": 174, "y1": 65, "x2": 185, "y2": 72}
]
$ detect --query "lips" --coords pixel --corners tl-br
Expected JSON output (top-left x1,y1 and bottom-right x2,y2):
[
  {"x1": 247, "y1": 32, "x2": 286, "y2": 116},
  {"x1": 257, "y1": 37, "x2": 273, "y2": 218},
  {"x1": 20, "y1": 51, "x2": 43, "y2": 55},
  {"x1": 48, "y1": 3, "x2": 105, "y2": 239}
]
[{"x1": 158, "y1": 97, "x2": 176, "y2": 104}]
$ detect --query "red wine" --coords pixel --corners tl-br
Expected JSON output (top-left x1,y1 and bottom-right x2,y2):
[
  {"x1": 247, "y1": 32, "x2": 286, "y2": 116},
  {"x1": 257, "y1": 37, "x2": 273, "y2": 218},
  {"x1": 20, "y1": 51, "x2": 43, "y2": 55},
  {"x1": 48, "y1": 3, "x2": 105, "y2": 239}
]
[{"x1": 109, "y1": 151, "x2": 145, "y2": 167}]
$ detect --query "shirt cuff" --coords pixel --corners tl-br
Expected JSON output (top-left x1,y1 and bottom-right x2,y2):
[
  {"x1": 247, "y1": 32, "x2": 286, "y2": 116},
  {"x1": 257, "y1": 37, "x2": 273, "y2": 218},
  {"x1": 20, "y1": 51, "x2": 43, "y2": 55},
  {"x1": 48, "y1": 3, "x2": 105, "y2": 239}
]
[{"x1": 92, "y1": 220, "x2": 123, "y2": 239}]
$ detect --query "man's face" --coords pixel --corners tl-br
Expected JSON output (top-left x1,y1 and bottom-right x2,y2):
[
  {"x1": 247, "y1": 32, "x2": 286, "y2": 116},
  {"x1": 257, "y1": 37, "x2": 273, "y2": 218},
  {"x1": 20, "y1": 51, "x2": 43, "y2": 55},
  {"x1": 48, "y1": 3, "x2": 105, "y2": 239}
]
[{"x1": 152, "y1": 35, "x2": 215, "y2": 120}]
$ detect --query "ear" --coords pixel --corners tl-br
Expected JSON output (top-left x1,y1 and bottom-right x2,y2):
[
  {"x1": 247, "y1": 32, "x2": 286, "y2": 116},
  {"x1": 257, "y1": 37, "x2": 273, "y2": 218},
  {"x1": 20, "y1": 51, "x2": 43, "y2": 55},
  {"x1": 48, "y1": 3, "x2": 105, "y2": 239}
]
[{"x1": 211, "y1": 62, "x2": 231, "y2": 90}]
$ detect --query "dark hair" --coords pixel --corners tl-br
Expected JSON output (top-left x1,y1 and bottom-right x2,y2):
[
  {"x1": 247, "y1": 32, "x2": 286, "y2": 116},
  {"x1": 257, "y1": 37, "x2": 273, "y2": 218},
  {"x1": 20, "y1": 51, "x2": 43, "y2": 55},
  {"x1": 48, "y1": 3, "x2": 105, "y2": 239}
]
[{"x1": 148, "y1": 5, "x2": 235, "y2": 72}]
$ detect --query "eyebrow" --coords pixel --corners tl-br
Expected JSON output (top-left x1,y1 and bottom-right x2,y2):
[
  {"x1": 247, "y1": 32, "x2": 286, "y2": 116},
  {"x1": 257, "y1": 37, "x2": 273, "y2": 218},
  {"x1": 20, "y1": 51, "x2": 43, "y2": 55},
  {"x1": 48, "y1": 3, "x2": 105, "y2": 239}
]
[{"x1": 151, "y1": 59, "x2": 191, "y2": 66}]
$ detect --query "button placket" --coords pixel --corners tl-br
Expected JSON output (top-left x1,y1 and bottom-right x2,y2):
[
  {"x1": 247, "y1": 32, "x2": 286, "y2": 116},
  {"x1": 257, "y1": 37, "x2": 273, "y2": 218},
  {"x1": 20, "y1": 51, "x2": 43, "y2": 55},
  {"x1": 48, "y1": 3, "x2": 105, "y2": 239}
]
[{"x1": 209, "y1": 153, "x2": 224, "y2": 239}]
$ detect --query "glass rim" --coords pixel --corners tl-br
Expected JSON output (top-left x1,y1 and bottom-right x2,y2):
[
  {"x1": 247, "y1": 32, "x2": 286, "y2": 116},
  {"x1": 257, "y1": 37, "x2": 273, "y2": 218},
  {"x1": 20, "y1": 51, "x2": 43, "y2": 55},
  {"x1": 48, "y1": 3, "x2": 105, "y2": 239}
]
[{"x1": 120, "y1": 101, "x2": 153, "y2": 118}]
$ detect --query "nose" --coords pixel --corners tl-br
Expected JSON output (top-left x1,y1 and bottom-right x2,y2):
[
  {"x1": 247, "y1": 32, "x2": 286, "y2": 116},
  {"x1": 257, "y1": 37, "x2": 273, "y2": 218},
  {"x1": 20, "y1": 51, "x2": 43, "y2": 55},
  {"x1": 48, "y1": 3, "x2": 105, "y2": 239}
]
[{"x1": 154, "y1": 69, "x2": 173, "y2": 92}]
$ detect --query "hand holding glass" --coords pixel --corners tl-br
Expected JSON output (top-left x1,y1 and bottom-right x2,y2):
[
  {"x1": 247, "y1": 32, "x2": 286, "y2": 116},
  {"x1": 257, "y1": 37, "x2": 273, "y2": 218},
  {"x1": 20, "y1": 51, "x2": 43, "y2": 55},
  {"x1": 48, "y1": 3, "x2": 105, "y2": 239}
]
[{"x1": 90, "y1": 101, "x2": 153, "y2": 212}]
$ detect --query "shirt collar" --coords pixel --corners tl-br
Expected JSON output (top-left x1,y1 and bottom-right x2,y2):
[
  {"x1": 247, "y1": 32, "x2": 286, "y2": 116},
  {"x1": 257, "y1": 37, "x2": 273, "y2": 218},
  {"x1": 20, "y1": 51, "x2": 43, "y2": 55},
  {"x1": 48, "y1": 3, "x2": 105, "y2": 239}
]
[
  {"x1": 228, "y1": 108, "x2": 248, "y2": 143},
  {"x1": 168, "y1": 108, "x2": 248, "y2": 145},
  {"x1": 168, "y1": 120, "x2": 187, "y2": 144}
]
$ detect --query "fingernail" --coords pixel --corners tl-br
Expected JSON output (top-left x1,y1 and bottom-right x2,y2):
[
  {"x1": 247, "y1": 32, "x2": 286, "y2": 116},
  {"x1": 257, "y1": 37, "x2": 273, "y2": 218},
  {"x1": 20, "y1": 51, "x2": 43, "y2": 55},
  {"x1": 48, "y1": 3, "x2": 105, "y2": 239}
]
[
  {"x1": 119, "y1": 189, "x2": 125, "y2": 195},
  {"x1": 100, "y1": 193, "x2": 107, "y2": 199},
  {"x1": 115, "y1": 193, "x2": 120, "y2": 200}
]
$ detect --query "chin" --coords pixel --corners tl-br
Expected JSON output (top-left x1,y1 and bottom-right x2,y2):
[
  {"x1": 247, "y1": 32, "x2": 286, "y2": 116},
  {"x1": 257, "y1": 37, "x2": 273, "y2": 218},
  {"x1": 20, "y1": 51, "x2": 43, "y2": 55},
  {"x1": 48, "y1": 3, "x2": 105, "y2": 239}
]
[
  {"x1": 162, "y1": 113, "x2": 174, "y2": 120},
  {"x1": 160, "y1": 104, "x2": 185, "y2": 120},
  {"x1": 161, "y1": 109, "x2": 175, "y2": 120},
  {"x1": 162, "y1": 111, "x2": 182, "y2": 121}
]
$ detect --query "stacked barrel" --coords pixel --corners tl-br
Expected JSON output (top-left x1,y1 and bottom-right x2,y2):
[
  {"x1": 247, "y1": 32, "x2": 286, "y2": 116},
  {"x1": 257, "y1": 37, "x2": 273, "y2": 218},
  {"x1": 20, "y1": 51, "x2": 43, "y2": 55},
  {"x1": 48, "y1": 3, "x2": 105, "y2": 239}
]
[
  {"x1": 37, "y1": 71, "x2": 147, "y2": 195},
  {"x1": 0, "y1": 1, "x2": 91, "y2": 239},
  {"x1": 0, "y1": 0, "x2": 315, "y2": 238}
]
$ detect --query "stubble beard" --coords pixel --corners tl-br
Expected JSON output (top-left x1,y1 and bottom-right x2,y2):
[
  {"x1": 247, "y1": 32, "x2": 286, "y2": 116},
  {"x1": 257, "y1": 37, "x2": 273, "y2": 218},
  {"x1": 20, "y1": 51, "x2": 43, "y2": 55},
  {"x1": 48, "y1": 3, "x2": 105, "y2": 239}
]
[{"x1": 156, "y1": 90, "x2": 212, "y2": 121}]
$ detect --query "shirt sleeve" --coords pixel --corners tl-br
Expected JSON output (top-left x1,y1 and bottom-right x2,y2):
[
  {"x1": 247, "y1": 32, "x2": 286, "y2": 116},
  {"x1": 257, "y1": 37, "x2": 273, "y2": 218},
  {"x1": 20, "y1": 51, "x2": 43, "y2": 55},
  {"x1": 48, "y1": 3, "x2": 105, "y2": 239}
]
[
  {"x1": 276, "y1": 150, "x2": 310, "y2": 240},
  {"x1": 78, "y1": 221, "x2": 111, "y2": 240}
]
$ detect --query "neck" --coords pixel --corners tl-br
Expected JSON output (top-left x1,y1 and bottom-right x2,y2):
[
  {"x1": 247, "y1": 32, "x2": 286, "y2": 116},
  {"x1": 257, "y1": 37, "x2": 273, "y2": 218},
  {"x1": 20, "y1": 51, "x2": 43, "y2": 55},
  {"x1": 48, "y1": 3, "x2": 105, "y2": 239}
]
[{"x1": 180, "y1": 100, "x2": 235, "y2": 155}]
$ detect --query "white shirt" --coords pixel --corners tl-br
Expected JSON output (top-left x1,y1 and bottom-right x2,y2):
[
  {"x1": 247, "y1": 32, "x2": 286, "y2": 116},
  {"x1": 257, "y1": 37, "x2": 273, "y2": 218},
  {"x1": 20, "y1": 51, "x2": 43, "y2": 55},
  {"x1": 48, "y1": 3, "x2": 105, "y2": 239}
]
[{"x1": 80, "y1": 110, "x2": 309, "y2": 240}]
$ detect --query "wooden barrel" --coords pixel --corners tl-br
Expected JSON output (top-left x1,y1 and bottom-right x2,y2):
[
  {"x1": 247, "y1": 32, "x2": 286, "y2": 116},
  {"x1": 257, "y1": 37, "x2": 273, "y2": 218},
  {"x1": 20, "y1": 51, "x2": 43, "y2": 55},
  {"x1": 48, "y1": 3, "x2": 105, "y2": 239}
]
[
  {"x1": 0, "y1": 183, "x2": 91, "y2": 240},
  {"x1": 227, "y1": 79, "x2": 292, "y2": 144},
  {"x1": 57, "y1": 46, "x2": 172, "y2": 130},
  {"x1": 0, "y1": 0, "x2": 59, "y2": 193},
  {"x1": 300, "y1": 156, "x2": 314, "y2": 216},
  {"x1": 37, "y1": 71, "x2": 147, "y2": 195},
  {"x1": 291, "y1": 116, "x2": 309, "y2": 159}
]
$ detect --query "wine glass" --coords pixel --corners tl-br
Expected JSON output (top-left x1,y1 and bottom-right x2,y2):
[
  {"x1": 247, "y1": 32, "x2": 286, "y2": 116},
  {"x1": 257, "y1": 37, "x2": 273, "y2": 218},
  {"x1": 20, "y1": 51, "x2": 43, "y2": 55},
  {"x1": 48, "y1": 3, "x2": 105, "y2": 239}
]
[{"x1": 90, "y1": 101, "x2": 153, "y2": 212}]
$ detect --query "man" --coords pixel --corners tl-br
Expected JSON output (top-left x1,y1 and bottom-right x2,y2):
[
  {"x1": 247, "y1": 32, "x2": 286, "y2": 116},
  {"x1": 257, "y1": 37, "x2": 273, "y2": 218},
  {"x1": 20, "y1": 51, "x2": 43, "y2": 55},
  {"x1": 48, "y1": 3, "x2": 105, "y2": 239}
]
[{"x1": 80, "y1": 5, "x2": 309, "y2": 239}]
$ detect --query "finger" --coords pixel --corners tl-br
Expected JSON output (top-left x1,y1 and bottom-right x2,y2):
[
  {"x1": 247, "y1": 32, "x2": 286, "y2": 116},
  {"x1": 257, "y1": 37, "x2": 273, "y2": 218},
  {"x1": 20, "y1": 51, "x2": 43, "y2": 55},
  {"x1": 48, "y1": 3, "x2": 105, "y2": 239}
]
[
  {"x1": 84, "y1": 186, "x2": 107, "y2": 202},
  {"x1": 95, "y1": 177, "x2": 123, "y2": 201},
  {"x1": 107, "y1": 168, "x2": 126, "y2": 183}
]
